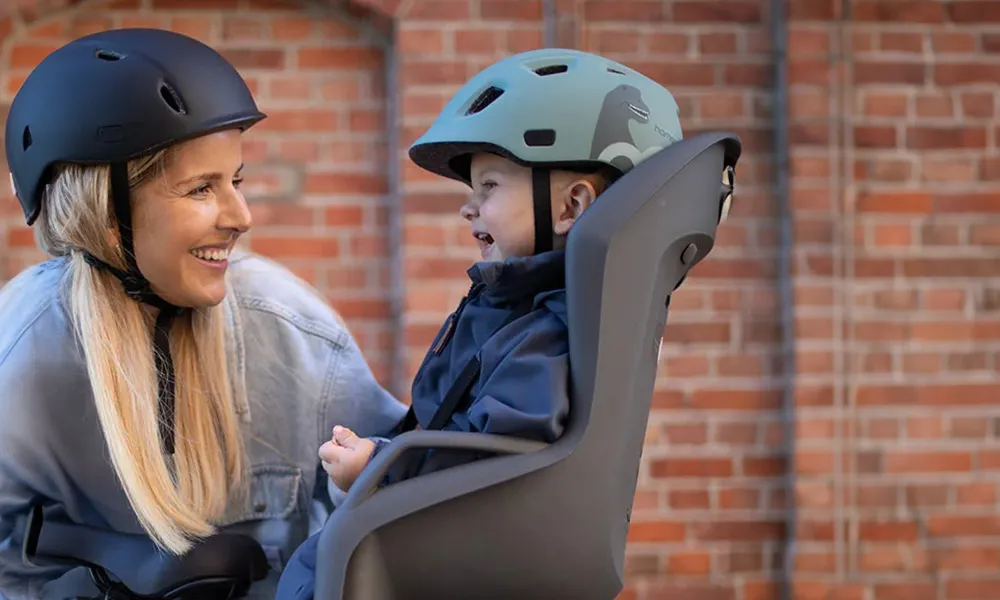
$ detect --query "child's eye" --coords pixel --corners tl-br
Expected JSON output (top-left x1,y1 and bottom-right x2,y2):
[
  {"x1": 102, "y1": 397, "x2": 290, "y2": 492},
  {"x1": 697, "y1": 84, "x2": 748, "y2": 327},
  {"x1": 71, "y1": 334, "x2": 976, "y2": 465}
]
[{"x1": 480, "y1": 180, "x2": 497, "y2": 191}]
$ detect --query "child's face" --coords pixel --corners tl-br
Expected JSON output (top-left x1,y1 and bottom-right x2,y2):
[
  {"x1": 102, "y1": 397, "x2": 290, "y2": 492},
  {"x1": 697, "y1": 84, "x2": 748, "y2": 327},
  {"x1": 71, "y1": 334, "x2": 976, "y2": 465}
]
[{"x1": 462, "y1": 153, "x2": 600, "y2": 262}]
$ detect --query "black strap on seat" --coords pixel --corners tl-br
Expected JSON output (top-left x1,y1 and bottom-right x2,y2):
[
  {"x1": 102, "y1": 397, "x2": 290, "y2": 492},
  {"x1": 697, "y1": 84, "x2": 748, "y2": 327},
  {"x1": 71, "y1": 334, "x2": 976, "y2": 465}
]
[{"x1": 399, "y1": 299, "x2": 535, "y2": 434}]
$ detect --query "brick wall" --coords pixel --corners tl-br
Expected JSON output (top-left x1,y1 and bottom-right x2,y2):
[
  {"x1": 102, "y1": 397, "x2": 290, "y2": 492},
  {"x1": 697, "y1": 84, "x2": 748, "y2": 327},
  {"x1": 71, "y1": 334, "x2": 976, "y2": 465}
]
[
  {"x1": 789, "y1": 2, "x2": 1000, "y2": 600},
  {"x1": 1, "y1": 1, "x2": 998, "y2": 600}
]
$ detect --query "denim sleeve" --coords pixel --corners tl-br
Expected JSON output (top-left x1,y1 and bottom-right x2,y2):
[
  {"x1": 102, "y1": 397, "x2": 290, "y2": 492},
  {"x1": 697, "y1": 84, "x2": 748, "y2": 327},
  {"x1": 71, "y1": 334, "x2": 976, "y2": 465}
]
[
  {"x1": 323, "y1": 329, "x2": 407, "y2": 440},
  {"x1": 0, "y1": 370, "x2": 93, "y2": 599},
  {"x1": 320, "y1": 330, "x2": 407, "y2": 504},
  {"x1": 0, "y1": 440, "x2": 43, "y2": 600}
]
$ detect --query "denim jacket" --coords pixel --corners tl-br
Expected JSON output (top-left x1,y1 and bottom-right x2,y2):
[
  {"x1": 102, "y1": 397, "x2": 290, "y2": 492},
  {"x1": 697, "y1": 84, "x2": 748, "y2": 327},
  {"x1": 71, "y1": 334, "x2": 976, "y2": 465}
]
[{"x1": 0, "y1": 250, "x2": 407, "y2": 599}]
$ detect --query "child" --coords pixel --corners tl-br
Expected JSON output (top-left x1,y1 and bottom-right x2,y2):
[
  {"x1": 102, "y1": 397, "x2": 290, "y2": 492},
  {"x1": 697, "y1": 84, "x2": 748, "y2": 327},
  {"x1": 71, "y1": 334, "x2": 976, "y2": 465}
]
[{"x1": 274, "y1": 47, "x2": 683, "y2": 599}]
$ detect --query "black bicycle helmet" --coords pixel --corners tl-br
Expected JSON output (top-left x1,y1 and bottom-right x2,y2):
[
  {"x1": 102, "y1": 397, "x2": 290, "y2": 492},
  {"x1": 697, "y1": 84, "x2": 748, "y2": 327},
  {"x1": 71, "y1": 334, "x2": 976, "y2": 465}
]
[{"x1": 4, "y1": 28, "x2": 267, "y2": 454}]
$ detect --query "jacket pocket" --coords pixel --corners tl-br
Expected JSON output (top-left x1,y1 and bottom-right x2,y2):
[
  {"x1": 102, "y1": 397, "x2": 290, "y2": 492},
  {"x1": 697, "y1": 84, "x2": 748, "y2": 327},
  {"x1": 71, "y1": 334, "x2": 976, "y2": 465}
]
[
  {"x1": 217, "y1": 464, "x2": 305, "y2": 572},
  {"x1": 243, "y1": 464, "x2": 302, "y2": 521}
]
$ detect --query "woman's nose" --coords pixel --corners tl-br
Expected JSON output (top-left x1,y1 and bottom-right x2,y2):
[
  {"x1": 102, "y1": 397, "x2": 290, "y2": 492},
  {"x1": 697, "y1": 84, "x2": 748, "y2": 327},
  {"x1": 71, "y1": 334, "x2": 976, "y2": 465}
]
[{"x1": 219, "y1": 191, "x2": 252, "y2": 234}]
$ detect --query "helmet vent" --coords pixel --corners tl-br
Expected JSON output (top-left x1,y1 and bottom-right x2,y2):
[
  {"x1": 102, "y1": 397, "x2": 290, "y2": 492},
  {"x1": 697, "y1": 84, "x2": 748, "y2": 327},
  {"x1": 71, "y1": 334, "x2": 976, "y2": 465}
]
[
  {"x1": 607, "y1": 67, "x2": 626, "y2": 75},
  {"x1": 159, "y1": 82, "x2": 187, "y2": 115},
  {"x1": 523, "y1": 129, "x2": 556, "y2": 147},
  {"x1": 22, "y1": 126, "x2": 32, "y2": 151},
  {"x1": 534, "y1": 64, "x2": 568, "y2": 76},
  {"x1": 466, "y1": 86, "x2": 504, "y2": 115},
  {"x1": 95, "y1": 49, "x2": 125, "y2": 61}
]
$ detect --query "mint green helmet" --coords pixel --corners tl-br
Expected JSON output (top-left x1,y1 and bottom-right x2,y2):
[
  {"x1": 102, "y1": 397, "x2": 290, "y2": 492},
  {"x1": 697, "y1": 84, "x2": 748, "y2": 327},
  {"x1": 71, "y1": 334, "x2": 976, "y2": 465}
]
[{"x1": 408, "y1": 48, "x2": 684, "y2": 254}]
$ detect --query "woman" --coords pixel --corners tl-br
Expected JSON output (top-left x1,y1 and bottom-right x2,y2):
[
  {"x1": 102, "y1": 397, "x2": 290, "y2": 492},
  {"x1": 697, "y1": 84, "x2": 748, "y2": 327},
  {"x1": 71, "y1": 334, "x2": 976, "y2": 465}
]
[{"x1": 0, "y1": 28, "x2": 405, "y2": 599}]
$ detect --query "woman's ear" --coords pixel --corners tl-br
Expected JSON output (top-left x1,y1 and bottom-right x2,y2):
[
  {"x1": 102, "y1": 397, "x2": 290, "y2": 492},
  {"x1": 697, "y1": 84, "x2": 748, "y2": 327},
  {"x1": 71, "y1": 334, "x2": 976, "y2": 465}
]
[{"x1": 553, "y1": 179, "x2": 597, "y2": 236}]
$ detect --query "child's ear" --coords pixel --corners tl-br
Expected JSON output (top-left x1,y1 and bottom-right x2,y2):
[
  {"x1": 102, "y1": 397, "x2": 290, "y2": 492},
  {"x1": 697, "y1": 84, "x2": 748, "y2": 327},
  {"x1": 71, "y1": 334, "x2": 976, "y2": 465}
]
[{"x1": 553, "y1": 179, "x2": 597, "y2": 236}]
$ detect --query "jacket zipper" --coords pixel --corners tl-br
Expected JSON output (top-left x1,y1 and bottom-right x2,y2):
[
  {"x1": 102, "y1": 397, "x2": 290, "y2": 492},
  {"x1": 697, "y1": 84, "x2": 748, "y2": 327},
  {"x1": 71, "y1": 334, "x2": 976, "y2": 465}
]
[{"x1": 432, "y1": 282, "x2": 478, "y2": 356}]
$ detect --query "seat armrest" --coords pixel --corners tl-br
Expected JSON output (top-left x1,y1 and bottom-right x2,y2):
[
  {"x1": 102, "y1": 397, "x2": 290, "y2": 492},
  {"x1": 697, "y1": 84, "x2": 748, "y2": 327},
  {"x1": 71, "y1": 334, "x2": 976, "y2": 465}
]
[{"x1": 342, "y1": 431, "x2": 546, "y2": 510}]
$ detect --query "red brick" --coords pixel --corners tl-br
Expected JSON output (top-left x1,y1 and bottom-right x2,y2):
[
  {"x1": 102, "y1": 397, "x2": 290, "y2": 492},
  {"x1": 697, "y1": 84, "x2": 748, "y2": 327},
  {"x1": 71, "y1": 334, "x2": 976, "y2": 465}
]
[
  {"x1": 350, "y1": 0, "x2": 399, "y2": 18},
  {"x1": 985, "y1": 34, "x2": 1000, "y2": 54},
  {"x1": 907, "y1": 126, "x2": 988, "y2": 149},
  {"x1": 584, "y1": 0, "x2": 664, "y2": 21},
  {"x1": 915, "y1": 92, "x2": 953, "y2": 117},
  {"x1": 860, "y1": 520, "x2": 919, "y2": 542},
  {"x1": 222, "y1": 17, "x2": 265, "y2": 40},
  {"x1": 719, "y1": 487, "x2": 760, "y2": 510},
  {"x1": 7, "y1": 227, "x2": 35, "y2": 248},
  {"x1": 857, "y1": 191, "x2": 933, "y2": 214},
  {"x1": 668, "y1": 551, "x2": 711, "y2": 575},
  {"x1": 883, "y1": 32, "x2": 925, "y2": 53},
  {"x1": 399, "y1": 28, "x2": 446, "y2": 54},
  {"x1": 249, "y1": 236, "x2": 340, "y2": 259},
  {"x1": 626, "y1": 520, "x2": 687, "y2": 542},
  {"x1": 271, "y1": 17, "x2": 313, "y2": 40},
  {"x1": 854, "y1": 61, "x2": 926, "y2": 85},
  {"x1": 884, "y1": 450, "x2": 974, "y2": 473},
  {"x1": 297, "y1": 47, "x2": 382, "y2": 70},
  {"x1": 257, "y1": 109, "x2": 339, "y2": 132},
  {"x1": 935, "y1": 192, "x2": 1000, "y2": 213},
  {"x1": 873, "y1": 582, "x2": 936, "y2": 600},
  {"x1": 668, "y1": 490, "x2": 710, "y2": 510},
  {"x1": 690, "y1": 520, "x2": 784, "y2": 542},
  {"x1": 325, "y1": 205, "x2": 366, "y2": 228},
  {"x1": 853, "y1": 0, "x2": 946, "y2": 22},
  {"x1": 935, "y1": 63, "x2": 1000, "y2": 85},
  {"x1": 151, "y1": 0, "x2": 237, "y2": 7},
  {"x1": 403, "y1": 0, "x2": 471, "y2": 20},
  {"x1": 220, "y1": 49, "x2": 286, "y2": 69},
  {"x1": 244, "y1": 0, "x2": 299, "y2": 8},
  {"x1": 304, "y1": 172, "x2": 386, "y2": 196},
  {"x1": 854, "y1": 125, "x2": 899, "y2": 148},
  {"x1": 859, "y1": 546, "x2": 907, "y2": 572},
  {"x1": 961, "y1": 92, "x2": 995, "y2": 117},
  {"x1": 650, "y1": 458, "x2": 733, "y2": 478},
  {"x1": 933, "y1": 31, "x2": 978, "y2": 53},
  {"x1": 479, "y1": 0, "x2": 540, "y2": 20},
  {"x1": 401, "y1": 59, "x2": 469, "y2": 86},
  {"x1": 9, "y1": 43, "x2": 58, "y2": 69},
  {"x1": 505, "y1": 29, "x2": 543, "y2": 52},
  {"x1": 948, "y1": 1, "x2": 1000, "y2": 22},
  {"x1": 248, "y1": 205, "x2": 316, "y2": 228}
]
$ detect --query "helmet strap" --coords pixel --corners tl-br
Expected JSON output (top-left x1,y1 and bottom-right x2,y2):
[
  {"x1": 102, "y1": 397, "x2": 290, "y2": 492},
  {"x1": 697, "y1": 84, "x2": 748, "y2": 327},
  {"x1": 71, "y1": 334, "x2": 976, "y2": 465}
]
[
  {"x1": 82, "y1": 161, "x2": 182, "y2": 455},
  {"x1": 531, "y1": 167, "x2": 553, "y2": 254}
]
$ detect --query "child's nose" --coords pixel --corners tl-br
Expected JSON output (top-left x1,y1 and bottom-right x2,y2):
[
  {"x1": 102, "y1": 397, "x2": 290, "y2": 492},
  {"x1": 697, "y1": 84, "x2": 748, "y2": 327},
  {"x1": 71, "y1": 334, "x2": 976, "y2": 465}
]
[{"x1": 460, "y1": 203, "x2": 476, "y2": 221}]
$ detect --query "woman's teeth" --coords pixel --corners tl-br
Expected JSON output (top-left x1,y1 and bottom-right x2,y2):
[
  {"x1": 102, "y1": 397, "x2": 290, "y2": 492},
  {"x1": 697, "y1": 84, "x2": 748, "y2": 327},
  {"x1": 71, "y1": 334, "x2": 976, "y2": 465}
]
[{"x1": 191, "y1": 248, "x2": 230, "y2": 262}]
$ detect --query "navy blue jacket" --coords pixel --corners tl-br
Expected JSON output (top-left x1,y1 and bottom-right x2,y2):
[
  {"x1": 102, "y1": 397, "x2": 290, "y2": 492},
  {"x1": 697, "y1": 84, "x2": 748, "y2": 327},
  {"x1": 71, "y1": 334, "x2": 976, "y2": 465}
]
[
  {"x1": 377, "y1": 248, "x2": 571, "y2": 483},
  {"x1": 274, "y1": 250, "x2": 571, "y2": 600}
]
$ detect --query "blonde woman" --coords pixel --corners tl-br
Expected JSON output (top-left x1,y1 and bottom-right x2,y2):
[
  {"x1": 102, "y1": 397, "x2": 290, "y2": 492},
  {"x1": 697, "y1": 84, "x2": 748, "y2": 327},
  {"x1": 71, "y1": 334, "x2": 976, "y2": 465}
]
[{"x1": 0, "y1": 29, "x2": 406, "y2": 599}]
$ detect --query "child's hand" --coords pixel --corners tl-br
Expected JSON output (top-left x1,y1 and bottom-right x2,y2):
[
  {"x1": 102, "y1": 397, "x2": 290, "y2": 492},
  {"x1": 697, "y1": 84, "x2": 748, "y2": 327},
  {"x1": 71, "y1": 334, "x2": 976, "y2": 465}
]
[{"x1": 319, "y1": 425, "x2": 376, "y2": 492}]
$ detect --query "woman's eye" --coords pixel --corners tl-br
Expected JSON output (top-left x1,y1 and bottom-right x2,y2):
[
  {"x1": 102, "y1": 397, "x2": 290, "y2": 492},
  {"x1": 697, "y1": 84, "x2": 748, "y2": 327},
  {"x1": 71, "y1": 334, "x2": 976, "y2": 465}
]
[
  {"x1": 233, "y1": 176, "x2": 244, "y2": 189},
  {"x1": 189, "y1": 183, "x2": 212, "y2": 197}
]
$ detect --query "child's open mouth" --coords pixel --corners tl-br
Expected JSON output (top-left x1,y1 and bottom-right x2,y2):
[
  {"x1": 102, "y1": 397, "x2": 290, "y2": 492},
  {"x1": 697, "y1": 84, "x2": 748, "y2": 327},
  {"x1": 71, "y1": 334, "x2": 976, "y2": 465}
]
[{"x1": 473, "y1": 231, "x2": 494, "y2": 255}]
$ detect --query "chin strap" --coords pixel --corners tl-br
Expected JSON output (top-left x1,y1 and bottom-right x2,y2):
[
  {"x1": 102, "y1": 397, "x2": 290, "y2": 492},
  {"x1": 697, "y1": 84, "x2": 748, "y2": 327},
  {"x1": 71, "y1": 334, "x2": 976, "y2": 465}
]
[
  {"x1": 531, "y1": 168, "x2": 553, "y2": 255},
  {"x1": 83, "y1": 162, "x2": 182, "y2": 455}
]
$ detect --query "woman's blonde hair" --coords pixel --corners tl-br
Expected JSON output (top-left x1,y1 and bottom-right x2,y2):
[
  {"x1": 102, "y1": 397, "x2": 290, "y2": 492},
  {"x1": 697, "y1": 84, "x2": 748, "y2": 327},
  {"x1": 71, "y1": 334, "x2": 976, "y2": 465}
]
[{"x1": 32, "y1": 149, "x2": 247, "y2": 555}]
